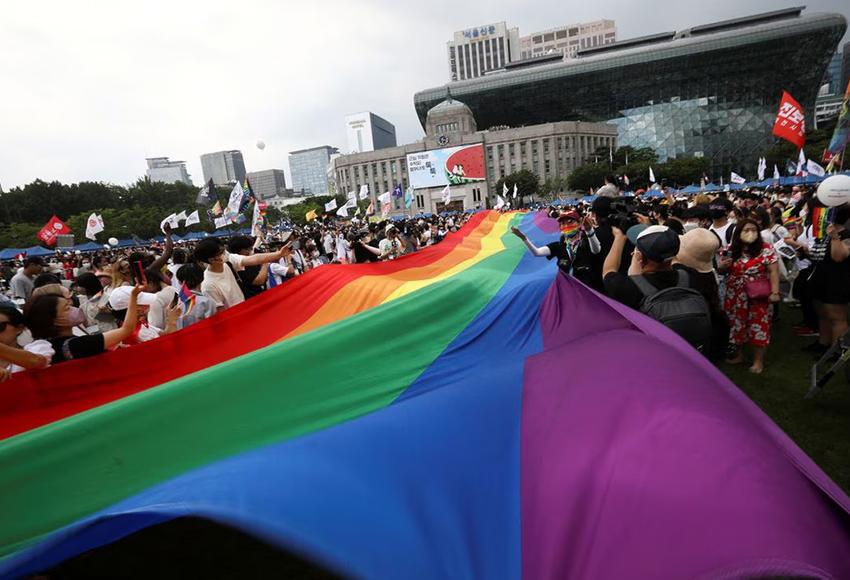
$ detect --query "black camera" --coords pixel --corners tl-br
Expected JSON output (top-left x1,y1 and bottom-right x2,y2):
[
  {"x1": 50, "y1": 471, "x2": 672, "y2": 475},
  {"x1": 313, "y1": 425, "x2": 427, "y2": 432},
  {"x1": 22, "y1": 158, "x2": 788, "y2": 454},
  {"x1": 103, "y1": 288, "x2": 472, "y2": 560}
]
[{"x1": 609, "y1": 199, "x2": 640, "y2": 232}]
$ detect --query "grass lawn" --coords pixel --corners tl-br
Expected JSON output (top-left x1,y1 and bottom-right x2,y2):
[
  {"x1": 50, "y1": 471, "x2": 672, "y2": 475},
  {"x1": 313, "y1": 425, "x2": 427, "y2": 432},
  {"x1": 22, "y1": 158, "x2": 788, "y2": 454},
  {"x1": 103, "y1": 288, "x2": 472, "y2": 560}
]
[{"x1": 719, "y1": 305, "x2": 850, "y2": 494}]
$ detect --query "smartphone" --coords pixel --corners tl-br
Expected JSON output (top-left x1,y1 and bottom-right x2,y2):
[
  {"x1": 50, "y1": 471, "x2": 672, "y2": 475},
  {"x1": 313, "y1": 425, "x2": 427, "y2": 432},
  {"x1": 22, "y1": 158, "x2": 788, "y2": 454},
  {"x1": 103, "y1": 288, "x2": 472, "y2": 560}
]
[{"x1": 131, "y1": 260, "x2": 147, "y2": 287}]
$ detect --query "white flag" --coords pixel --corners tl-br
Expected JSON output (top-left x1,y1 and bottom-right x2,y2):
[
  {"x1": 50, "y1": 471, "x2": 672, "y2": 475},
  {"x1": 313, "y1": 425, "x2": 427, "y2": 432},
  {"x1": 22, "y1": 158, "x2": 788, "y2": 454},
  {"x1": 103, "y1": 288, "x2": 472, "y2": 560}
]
[
  {"x1": 214, "y1": 216, "x2": 230, "y2": 229},
  {"x1": 378, "y1": 191, "x2": 391, "y2": 204},
  {"x1": 512, "y1": 184, "x2": 518, "y2": 199},
  {"x1": 347, "y1": 190, "x2": 356, "y2": 200},
  {"x1": 441, "y1": 184, "x2": 451, "y2": 205},
  {"x1": 806, "y1": 159, "x2": 825, "y2": 177},
  {"x1": 773, "y1": 164, "x2": 780, "y2": 180},
  {"x1": 344, "y1": 197, "x2": 357, "y2": 209},
  {"x1": 175, "y1": 210, "x2": 188, "y2": 223},
  {"x1": 359, "y1": 184, "x2": 369, "y2": 200},
  {"x1": 85, "y1": 212, "x2": 104, "y2": 240},
  {"x1": 495, "y1": 195, "x2": 506, "y2": 209},
  {"x1": 623, "y1": 174, "x2": 630, "y2": 186},
  {"x1": 251, "y1": 200, "x2": 263, "y2": 237},
  {"x1": 797, "y1": 148, "x2": 808, "y2": 176},
  {"x1": 502, "y1": 183, "x2": 508, "y2": 196},
  {"x1": 224, "y1": 182, "x2": 244, "y2": 219},
  {"x1": 757, "y1": 157, "x2": 766, "y2": 181},
  {"x1": 649, "y1": 166, "x2": 656, "y2": 183},
  {"x1": 324, "y1": 199, "x2": 338, "y2": 212},
  {"x1": 730, "y1": 172, "x2": 746, "y2": 185},
  {"x1": 160, "y1": 213, "x2": 180, "y2": 234},
  {"x1": 184, "y1": 210, "x2": 200, "y2": 226},
  {"x1": 336, "y1": 204, "x2": 349, "y2": 218}
]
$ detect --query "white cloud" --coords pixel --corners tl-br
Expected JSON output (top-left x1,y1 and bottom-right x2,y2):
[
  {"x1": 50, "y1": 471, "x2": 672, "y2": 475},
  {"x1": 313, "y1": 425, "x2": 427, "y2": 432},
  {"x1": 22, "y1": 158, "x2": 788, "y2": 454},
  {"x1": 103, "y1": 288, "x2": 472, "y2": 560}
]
[{"x1": 0, "y1": 0, "x2": 846, "y2": 190}]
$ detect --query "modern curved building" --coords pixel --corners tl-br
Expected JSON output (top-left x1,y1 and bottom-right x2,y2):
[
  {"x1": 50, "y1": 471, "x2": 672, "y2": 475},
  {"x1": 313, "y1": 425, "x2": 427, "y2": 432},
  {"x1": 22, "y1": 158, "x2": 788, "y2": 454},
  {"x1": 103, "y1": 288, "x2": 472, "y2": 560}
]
[{"x1": 414, "y1": 7, "x2": 847, "y2": 176}]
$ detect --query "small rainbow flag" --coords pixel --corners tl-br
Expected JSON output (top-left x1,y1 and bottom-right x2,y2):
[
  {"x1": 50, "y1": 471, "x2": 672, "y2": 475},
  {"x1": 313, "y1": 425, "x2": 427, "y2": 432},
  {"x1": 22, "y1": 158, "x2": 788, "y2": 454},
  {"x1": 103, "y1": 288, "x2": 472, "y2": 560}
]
[
  {"x1": 178, "y1": 282, "x2": 196, "y2": 317},
  {"x1": 211, "y1": 200, "x2": 223, "y2": 217},
  {"x1": 811, "y1": 206, "x2": 833, "y2": 239}
]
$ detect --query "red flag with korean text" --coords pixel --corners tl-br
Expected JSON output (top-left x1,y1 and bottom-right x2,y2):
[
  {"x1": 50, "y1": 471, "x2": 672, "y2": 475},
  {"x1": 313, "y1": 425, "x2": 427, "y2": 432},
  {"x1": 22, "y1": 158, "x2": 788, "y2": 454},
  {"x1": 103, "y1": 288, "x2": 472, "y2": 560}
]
[
  {"x1": 36, "y1": 215, "x2": 71, "y2": 247},
  {"x1": 771, "y1": 91, "x2": 806, "y2": 148}
]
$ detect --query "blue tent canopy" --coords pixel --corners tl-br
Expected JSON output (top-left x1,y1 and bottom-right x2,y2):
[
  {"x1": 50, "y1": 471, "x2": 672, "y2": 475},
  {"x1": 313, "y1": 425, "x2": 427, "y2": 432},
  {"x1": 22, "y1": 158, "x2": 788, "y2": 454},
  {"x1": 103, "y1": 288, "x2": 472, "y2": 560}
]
[
  {"x1": 580, "y1": 195, "x2": 598, "y2": 203},
  {"x1": 0, "y1": 248, "x2": 25, "y2": 260},
  {"x1": 210, "y1": 229, "x2": 231, "y2": 238},
  {"x1": 678, "y1": 185, "x2": 702, "y2": 194},
  {"x1": 72, "y1": 242, "x2": 103, "y2": 253},
  {"x1": 23, "y1": 246, "x2": 56, "y2": 257},
  {"x1": 114, "y1": 239, "x2": 137, "y2": 248},
  {"x1": 180, "y1": 231, "x2": 209, "y2": 240}
]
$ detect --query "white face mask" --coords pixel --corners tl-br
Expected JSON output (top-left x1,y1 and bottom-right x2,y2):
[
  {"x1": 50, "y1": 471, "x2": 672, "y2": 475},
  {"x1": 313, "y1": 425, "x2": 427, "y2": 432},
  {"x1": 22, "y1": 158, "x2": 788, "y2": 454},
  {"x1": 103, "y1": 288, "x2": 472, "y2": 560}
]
[{"x1": 683, "y1": 222, "x2": 700, "y2": 233}]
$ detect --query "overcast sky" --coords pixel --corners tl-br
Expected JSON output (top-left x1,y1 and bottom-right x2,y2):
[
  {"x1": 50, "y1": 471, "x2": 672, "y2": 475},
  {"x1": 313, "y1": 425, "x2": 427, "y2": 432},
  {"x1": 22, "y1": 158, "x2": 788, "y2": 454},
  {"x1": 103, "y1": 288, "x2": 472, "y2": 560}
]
[{"x1": 1, "y1": 0, "x2": 847, "y2": 190}]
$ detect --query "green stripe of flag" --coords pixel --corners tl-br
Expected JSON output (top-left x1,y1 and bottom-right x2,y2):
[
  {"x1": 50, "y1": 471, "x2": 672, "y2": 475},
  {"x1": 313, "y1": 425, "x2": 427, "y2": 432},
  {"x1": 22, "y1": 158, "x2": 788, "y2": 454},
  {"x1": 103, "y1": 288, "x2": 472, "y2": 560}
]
[{"x1": 0, "y1": 216, "x2": 526, "y2": 560}]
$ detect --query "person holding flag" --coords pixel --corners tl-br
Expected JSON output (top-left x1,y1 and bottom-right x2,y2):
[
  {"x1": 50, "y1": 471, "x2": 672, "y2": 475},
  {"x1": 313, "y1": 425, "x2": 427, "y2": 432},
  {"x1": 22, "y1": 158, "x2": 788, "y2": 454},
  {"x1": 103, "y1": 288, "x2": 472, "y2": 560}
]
[{"x1": 511, "y1": 210, "x2": 600, "y2": 276}]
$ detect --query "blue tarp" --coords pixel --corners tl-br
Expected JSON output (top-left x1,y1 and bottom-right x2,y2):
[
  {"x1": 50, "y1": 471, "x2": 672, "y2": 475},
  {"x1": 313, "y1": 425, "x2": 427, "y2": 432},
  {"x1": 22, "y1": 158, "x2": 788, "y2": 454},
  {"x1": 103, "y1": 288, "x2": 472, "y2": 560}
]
[
  {"x1": 180, "y1": 231, "x2": 209, "y2": 240},
  {"x1": 22, "y1": 246, "x2": 56, "y2": 257},
  {"x1": 0, "y1": 248, "x2": 25, "y2": 260},
  {"x1": 72, "y1": 242, "x2": 103, "y2": 253}
]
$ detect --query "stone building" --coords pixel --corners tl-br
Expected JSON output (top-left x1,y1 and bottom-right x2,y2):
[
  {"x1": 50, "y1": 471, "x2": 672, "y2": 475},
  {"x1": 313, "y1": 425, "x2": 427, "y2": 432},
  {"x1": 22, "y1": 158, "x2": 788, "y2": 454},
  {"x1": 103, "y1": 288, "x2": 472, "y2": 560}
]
[{"x1": 331, "y1": 96, "x2": 616, "y2": 216}]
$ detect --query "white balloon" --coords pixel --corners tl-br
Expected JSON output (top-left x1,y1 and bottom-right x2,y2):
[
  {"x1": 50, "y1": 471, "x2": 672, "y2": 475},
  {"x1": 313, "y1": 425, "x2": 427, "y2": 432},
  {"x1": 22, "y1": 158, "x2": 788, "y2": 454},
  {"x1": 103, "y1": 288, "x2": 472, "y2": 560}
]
[
  {"x1": 816, "y1": 175, "x2": 850, "y2": 208},
  {"x1": 256, "y1": 140, "x2": 266, "y2": 150},
  {"x1": 108, "y1": 237, "x2": 119, "y2": 246},
  {"x1": 103, "y1": 244, "x2": 111, "y2": 250}
]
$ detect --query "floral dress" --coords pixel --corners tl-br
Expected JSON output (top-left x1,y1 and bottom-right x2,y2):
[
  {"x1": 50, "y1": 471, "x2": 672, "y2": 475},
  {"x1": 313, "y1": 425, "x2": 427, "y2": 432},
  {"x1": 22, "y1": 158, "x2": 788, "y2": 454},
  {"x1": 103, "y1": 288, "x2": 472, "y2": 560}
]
[{"x1": 723, "y1": 244, "x2": 777, "y2": 347}]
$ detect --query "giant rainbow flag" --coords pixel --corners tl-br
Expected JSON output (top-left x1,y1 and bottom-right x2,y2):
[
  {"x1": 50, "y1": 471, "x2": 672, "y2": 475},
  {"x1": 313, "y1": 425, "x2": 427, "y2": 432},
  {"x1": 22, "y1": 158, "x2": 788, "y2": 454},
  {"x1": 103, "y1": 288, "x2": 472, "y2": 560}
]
[{"x1": 1, "y1": 211, "x2": 849, "y2": 578}]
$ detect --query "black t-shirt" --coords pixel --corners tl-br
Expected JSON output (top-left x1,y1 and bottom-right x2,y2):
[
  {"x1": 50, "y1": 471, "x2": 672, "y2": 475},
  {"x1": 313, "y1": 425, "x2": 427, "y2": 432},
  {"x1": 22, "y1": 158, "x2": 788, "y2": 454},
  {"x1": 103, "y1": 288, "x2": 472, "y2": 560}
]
[
  {"x1": 604, "y1": 270, "x2": 682, "y2": 311},
  {"x1": 545, "y1": 240, "x2": 574, "y2": 274},
  {"x1": 238, "y1": 265, "x2": 265, "y2": 299},
  {"x1": 353, "y1": 240, "x2": 380, "y2": 263},
  {"x1": 47, "y1": 334, "x2": 106, "y2": 364}
]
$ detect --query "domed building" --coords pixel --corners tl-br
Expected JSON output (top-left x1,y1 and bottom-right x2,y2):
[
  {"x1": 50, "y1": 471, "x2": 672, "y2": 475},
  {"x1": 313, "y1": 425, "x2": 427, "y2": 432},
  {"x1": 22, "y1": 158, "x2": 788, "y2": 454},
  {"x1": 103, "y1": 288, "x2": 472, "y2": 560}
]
[
  {"x1": 424, "y1": 94, "x2": 477, "y2": 143},
  {"x1": 331, "y1": 92, "x2": 616, "y2": 216}
]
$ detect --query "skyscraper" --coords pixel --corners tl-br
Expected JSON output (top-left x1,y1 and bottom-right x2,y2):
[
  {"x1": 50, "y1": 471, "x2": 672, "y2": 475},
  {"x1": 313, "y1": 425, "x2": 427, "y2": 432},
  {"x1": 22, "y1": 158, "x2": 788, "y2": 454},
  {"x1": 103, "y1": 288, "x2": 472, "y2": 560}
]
[
  {"x1": 519, "y1": 20, "x2": 616, "y2": 60},
  {"x1": 145, "y1": 157, "x2": 192, "y2": 185},
  {"x1": 200, "y1": 150, "x2": 247, "y2": 185},
  {"x1": 447, "y1": 22, "x2": 520, "y2": 81},
  {"x1": 246, "y1": 169, "x2": 288, "y2": 199},
  {"x1": 288, "y1": 146, "x2": 338, "y2": 196},
  {"x1": 345, "y1": 112, "x2": 397, "y2": 153}
]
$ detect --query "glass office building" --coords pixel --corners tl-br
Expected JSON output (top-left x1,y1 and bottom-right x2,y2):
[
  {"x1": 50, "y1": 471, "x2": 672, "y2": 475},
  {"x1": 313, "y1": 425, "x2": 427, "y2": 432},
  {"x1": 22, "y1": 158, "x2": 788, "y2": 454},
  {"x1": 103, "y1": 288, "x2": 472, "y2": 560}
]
[{"x1": 415, "y1": 8, "x2": 847, "y2": 176}]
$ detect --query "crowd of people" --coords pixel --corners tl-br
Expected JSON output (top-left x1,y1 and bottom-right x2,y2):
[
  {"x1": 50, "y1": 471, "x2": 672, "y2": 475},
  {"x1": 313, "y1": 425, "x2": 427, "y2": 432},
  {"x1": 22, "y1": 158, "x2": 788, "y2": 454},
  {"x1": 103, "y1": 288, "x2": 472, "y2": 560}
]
[
  {"x1": 1, "y1": 185, "x2": 847, "y2": 381},
  {"x1": 0, "y1": 214, "x2": 472, "y2": 380},
  {"x1": 513, "y1": 181, "x2": 850, "y2": 373}
]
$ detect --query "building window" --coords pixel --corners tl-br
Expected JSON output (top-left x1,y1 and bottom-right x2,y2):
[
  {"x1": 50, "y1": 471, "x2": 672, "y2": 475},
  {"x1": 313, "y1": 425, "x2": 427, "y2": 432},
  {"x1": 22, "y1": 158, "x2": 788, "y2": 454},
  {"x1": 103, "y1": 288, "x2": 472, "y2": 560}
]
[
  {"x1": 354, "y1": 167, "x2": 360, "y2": 179},
  {"x1": 569, "y1": 27, "x2": 578, "y2": 36},
  {"x1": 544, "y1": 33, "x2": 555, "y2": 42},
  {"x1": 519, "y1": 141, "x2": 526, "y2": 156},
  {"x1": 556, "y1": 30, "x2": 567, "y2": 39},
  {"x1": 391, "y1": 160, "x2": 397, "y2": 174},
  {"x1": 498, "y1": 37, "x2": 505, "y2": 66},
  {"x1": 487, "y1": 146, "x2": 494, "y2": 160},
  {"x1": 543, "y1": 139, "x2": 550, "y2": 154},
  {"x1": 533, "y1": 35, "x2": 543, "y2": 44},
  {"x1": 417, "y1": 194, "x2": 425, "y2": 208},
  {"x1": 464, "y1": 43, "x2": 472, "y2": 78},
  {"x1": 545, "y1": 160, "x2": 551, "y2": 174},
  {"x1": 380, "y1": 161, "x2": 387, "y2": 175}
]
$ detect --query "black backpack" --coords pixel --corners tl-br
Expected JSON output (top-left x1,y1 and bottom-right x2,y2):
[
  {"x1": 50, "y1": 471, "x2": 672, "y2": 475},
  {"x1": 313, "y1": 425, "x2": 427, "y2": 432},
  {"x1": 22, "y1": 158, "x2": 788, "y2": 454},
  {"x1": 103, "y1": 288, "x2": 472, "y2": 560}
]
[{"x1": 632, "y1": 270, "x2": 712, "y2": 354}]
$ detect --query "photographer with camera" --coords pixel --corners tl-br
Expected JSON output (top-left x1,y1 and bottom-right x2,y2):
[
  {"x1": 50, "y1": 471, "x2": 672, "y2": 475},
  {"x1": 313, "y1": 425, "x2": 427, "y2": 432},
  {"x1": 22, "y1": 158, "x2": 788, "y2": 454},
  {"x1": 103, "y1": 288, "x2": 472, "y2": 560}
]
[
  {"x1": 604, "y1": 224, "x2": 712, "y2": 354},
  {"x1": 511, "y1": 210, "x2": 599, "y2": 275}
]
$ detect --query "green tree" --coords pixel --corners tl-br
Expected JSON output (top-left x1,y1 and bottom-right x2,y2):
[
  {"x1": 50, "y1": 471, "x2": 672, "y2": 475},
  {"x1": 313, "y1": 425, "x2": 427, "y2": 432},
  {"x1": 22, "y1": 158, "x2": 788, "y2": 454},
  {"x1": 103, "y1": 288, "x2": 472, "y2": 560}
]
[
  {"x1": 566, "y1": 163, "x2": 610, "y2": 192},
  {"x1": 494, "y1": 169, "x2": 540, "y2": 199}
]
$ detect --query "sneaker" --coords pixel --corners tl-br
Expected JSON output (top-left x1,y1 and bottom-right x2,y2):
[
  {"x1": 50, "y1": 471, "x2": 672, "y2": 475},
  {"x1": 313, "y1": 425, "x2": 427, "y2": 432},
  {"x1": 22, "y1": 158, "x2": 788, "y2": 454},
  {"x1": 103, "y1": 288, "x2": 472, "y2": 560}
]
[{"x1": 794, "y1": 327, "x2": 819, "y2": 337}]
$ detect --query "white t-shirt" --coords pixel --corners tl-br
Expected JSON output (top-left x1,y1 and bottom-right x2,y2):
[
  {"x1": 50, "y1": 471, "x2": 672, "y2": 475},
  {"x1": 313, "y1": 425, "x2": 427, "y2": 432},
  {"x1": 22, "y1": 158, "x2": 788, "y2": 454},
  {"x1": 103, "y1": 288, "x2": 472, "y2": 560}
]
[
  {"x1": 10, "y1": 340, "x2": 55, "y2": 373},
  {"x1": 201, "y1": 252, "x2": 245, "y2": 310},
  {"x1": 147, "y1": 286, "x2": 178, "y2": 330},
  {"x1": 166, "y1": 264, "x2": 183, "y2": 291},
  {"x1": 379, "y1": 237, "x2": 403, "y2": 259},
  {"x1": 709, "y1": 222, "x2": 734, "y2": 249}
]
